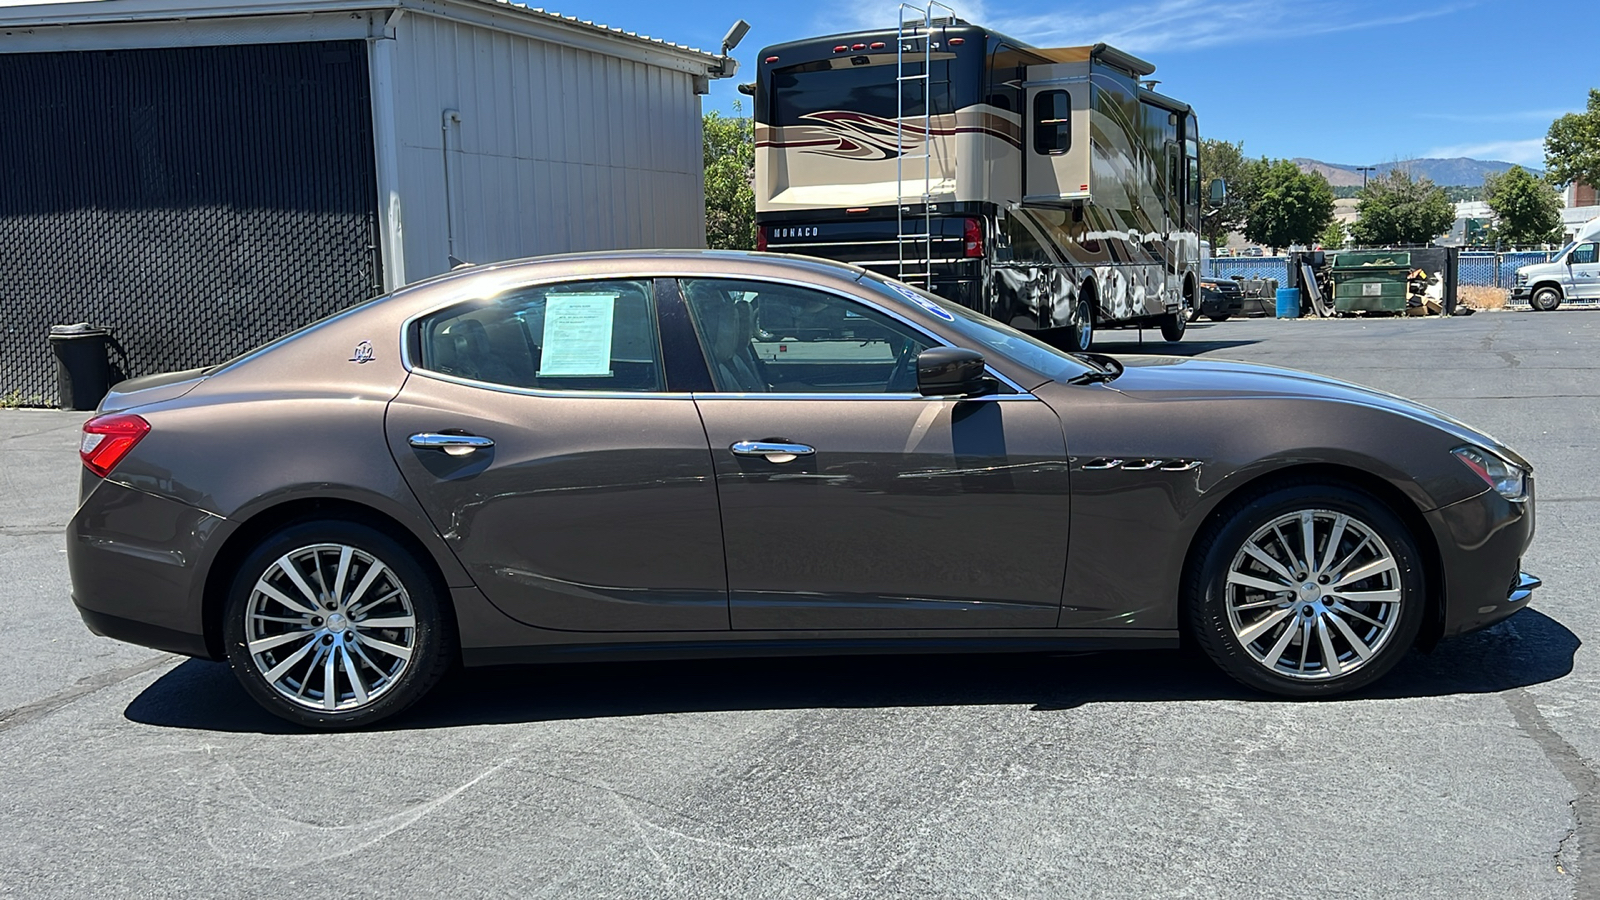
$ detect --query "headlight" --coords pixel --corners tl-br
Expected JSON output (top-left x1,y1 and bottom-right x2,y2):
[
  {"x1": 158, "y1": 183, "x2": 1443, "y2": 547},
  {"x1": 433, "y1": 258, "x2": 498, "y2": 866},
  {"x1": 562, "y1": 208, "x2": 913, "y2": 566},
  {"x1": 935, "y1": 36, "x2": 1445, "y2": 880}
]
[
  {"x1": 1452, "y1": 445, "x2": 1527, "y2": 500},
  {"x1": 1515, "y1": 272, "x2": 1528, "y2": 285}
]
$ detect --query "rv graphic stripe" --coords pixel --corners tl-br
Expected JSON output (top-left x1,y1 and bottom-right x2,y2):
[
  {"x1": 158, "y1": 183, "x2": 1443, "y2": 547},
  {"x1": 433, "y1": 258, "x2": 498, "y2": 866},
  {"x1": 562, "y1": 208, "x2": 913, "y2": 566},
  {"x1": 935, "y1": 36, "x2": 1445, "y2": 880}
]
[{"x1": 755, "y1": 109, "x2": 1023, "y2": 160}]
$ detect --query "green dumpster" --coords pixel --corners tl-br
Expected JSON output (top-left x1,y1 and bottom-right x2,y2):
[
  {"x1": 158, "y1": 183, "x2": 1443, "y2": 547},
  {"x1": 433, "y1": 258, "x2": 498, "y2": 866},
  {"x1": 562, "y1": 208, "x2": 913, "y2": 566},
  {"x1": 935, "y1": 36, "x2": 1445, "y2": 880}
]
[{"x1": 1330, "y1": 250, "x2": 1411, "y2": 313}]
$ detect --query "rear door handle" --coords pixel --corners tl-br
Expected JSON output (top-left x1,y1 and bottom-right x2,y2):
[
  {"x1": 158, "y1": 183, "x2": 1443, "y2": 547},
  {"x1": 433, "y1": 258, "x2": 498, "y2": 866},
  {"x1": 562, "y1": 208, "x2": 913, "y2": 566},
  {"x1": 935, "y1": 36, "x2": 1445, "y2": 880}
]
[
  {"x1": 731, "y1": 440, "x2": 815, "y2": 463},
  {"x1": 409, "y1": 432, "x2": 495, "y2": 456}
]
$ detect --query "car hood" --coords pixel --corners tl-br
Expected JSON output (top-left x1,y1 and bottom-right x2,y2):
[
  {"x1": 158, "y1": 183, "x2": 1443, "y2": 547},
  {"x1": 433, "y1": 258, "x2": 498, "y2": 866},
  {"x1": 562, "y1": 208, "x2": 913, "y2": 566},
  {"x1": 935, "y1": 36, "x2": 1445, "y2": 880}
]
[{"x1": 1095, "y1": 355, "x2": 1530, "y2": 469}]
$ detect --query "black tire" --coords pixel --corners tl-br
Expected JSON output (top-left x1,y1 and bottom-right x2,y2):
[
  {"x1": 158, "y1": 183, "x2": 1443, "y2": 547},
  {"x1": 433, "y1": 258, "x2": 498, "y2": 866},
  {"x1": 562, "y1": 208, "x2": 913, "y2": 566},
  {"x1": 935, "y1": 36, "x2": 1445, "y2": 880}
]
[
  {"x1": 1159, "y1": 311, "x2": 1186, "y2": 342},
  {"x1": 1185, "y1": 482, "x2": 1425, "y2": 698},
  {"x1": 1206, "y1": 314, "x2": 1231, "y2": 322},
  {"x1": 1070, "y1": 296, "x2": 1094, "y2": 352},
  {"x1": 223, "y1": 519, "x2": 454, "y2": 729},
  {"x1": 1530, "y1": 287, "x2": 1562, "y2": 312}
]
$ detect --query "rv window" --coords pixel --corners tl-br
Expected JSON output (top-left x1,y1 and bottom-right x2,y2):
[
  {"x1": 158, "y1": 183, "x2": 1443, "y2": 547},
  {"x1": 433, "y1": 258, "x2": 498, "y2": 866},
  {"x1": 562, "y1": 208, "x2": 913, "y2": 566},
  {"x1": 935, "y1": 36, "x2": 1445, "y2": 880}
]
[
  {"x1": 1033, "y1": 90, "x2": 1070, "y2": 155},
  {"x1": 1001, "y1": 215, "x2": 1051, "y2": 264},
  {"x1": 1571, "y1": 243, "x2": 1598, "y2": 265}
]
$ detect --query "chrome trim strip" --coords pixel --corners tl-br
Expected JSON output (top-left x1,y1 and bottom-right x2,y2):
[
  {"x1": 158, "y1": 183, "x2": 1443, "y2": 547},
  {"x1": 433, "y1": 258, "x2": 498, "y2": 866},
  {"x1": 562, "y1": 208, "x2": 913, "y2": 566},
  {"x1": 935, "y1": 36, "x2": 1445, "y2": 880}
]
[
  {"x1": 413, "y1": 368, "x2": 695, "y2": 400},
  {"x1": 1508, "y1": 572, "x2": 1541, "y2": 605},
  {"x1": 731, "y1": 441, "x2": 816, "y2": 457}
]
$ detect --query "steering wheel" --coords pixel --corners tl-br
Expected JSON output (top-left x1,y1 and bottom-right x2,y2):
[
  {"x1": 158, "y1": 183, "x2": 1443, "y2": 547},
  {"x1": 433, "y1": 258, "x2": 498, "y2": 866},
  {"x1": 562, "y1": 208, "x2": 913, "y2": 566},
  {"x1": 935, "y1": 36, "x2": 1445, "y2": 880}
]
[{"x1": 886, "y1": 340, "x2": 921, "y2": 393}]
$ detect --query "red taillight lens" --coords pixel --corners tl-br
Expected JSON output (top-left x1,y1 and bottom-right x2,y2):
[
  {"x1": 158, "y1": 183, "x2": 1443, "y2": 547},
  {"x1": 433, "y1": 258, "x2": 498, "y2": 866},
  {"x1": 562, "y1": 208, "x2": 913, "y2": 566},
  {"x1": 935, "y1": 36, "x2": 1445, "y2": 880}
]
[
  {"x1": 756, "y1": 225, "x2": 769, "y2": 252},
  {"x1": 963, "y1": 217, "x2": 983, "y2": 258},
  {"x1": 80, "y1": 413, "x2": 150, "y2": 477}
]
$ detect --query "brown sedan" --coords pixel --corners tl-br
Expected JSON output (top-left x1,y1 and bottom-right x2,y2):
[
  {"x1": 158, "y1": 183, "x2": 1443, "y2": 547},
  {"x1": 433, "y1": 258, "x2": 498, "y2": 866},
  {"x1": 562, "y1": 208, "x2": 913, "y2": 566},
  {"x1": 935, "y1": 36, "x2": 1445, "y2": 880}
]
[{"x1": 68, "y1": 251, "x2": 1538, "y2": 728}]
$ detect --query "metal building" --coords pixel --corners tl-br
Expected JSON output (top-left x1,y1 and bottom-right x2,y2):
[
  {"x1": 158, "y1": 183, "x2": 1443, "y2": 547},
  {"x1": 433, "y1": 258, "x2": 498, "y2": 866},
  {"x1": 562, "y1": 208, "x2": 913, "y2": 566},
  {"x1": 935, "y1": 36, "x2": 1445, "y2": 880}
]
[{"x1": 0, "y1": 0, "x2": 732, "y2": 403}]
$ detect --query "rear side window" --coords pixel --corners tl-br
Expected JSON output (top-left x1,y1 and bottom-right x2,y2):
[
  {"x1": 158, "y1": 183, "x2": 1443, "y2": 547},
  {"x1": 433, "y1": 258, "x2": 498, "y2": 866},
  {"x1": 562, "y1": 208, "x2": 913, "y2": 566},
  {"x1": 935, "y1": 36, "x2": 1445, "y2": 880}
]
[
  {"x1": 1033, "y1": 90, "x2": 1070, "y2": 155},
  {"x1": 417, "y1": 279, "x2": 664, "y2": 392}
]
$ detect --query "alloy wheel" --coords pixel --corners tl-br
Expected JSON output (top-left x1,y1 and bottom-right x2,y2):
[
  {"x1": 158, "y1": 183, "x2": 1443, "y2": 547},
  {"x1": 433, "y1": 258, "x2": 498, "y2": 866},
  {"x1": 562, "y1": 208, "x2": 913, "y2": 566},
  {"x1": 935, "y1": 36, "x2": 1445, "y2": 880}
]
[
  {"x1": 1223, "y1": 509, "x2": 1403, "y2": 681},
  {"x1": 244, "y1": 543, "x2": 417, "y2": 711}
]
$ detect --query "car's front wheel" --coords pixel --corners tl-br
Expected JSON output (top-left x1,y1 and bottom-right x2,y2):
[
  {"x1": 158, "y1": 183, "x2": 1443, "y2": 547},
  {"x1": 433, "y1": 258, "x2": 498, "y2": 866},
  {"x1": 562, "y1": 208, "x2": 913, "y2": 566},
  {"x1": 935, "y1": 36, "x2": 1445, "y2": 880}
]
[
  {"x1": 223, "y1": 520, "x2": 454, "y2": 729},
  {"x1": 1186, "y1": 482, "x2": 1424, "y2": 697},
  {"x1": 1530, "y1": 287, "x2": 1562, "y2": 311}
]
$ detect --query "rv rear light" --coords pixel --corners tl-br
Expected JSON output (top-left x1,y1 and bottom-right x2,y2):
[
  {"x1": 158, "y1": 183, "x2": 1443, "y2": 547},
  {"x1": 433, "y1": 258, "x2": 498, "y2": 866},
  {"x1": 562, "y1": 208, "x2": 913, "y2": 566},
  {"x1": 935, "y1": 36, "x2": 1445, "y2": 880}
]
[
  {"x1": 764, "y1": 56, "x2": 779, "y2": 63},
  {"x1": 852, "y1": 43, "x2": 866, "y2": 50},
  {"x1": 756, "y1": 225, "x2": 769, "y2": 252},
  {"x1": 847, "y1": 207, "x2": 869, "y2": 214},
  {"x1": 80, "y1": 413, "x2": 150, "y2": 478},
  {"x1": 963, "y1": 217, "x2": 983, "y2": 258},
  {"x1": 870, "y1": 42, "x2": 885, "y2": 49},
  {"x1": 833, "y1": 45, "x2": 848, "y2": 53},
  {"x1": 948, "y1": 37, "x2": 965, "y2": 45}
]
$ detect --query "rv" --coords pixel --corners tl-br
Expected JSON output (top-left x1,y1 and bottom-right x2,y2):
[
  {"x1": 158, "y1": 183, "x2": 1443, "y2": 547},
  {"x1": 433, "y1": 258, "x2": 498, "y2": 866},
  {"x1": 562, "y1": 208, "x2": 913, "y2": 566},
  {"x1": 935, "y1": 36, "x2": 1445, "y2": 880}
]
[
  {"x1": 749, "y1": 11, "x2": 1211, "y2": 350},
  {"x1": 1513, "y1": 215, "x2": 1600, "y2": 311}
]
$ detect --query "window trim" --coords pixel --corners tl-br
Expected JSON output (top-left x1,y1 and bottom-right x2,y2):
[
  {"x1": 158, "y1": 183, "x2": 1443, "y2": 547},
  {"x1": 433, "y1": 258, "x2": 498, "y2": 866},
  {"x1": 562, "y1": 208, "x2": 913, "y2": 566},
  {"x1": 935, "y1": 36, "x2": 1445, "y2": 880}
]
[
  {"x1": 1032, "y1": 89, "x2": 1071, "y2": 156},
  {"x1": 400, "y1": 271, "x2": 1033, "y2": 401}
]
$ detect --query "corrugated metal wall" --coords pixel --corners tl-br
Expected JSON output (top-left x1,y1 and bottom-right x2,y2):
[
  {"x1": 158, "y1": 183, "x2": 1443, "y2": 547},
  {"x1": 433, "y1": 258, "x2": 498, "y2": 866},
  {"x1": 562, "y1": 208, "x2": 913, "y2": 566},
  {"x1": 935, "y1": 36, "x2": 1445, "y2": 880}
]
[
  {"x1": 0, "y1": 42, "x2": 381, "y2": 402},
  {"x1": 390, "y1": 13, "x2": 706, "y2": 280}
]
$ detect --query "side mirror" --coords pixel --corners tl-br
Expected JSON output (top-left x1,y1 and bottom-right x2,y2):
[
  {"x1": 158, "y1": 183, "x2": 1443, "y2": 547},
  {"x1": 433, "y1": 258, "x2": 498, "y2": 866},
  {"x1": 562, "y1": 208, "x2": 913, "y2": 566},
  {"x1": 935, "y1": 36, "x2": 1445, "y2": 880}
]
[
  {"x1": 1208, "y1": 178, "x2": 1227, "y2": 206},
  {"x1": 916, "y1": 347, "x2": 989, "y2": 397}
]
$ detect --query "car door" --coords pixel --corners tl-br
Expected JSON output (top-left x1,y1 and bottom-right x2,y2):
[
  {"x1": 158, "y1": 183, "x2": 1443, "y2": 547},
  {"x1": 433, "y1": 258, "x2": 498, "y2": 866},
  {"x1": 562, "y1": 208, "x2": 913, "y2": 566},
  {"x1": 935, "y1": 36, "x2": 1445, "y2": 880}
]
[
  {"x1": 385, "y1": 276, "x2": 729, "y2": 632},
  {"x1": 678, "y1": 276, "x2": 1072, "y2": 631},
  {"x1": 1567, "y1": 242, "x2": 1600, "y2": 299}
]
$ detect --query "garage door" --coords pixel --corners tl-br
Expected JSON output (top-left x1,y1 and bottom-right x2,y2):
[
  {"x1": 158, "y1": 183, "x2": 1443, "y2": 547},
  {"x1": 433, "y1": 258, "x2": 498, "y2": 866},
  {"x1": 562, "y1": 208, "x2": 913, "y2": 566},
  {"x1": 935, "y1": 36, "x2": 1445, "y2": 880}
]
[{"x1": 0, "y1": 41, "x2": 382, "y2": 405}]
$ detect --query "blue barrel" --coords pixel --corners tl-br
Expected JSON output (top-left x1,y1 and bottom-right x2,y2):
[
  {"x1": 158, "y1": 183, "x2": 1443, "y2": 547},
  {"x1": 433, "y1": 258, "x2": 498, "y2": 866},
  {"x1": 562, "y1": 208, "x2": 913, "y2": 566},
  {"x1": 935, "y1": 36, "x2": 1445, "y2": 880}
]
[{"x1": 1275, "y1": 288, "x2": 1302, "y2": 319}]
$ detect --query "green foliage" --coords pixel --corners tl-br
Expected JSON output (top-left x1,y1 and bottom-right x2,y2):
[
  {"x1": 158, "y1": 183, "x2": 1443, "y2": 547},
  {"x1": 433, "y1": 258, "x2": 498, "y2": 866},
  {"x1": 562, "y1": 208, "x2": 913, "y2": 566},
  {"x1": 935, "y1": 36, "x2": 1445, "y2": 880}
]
[
  {"x1": 0, "y1": 389, "x2": 22, "y2": 409},
  {"x1": 1198, "y1": 138, "x2": 1254, "y2": 249},
  {"x1": 1242, "y1": 159, "x2": 1335, "y2": 253},
  {"x1": 1336, "y1": 184, "x2": 1481, "y2": 202},
  {"x1": 1544, "y1": 88, "x2": 1600, "y2": 189},
  {"x1": 1348, "y1": 169, "x2": 1455, "y2": 246},
  {"x1": 1318, "y1": 220, "x2": 1347, "y2": 249},
  {"x1": 703, "y1": 108, "x2": 756, "y2": 251},
  {"x1": 1484, "y1": 165, "x2": 1563, "y2": 247}
]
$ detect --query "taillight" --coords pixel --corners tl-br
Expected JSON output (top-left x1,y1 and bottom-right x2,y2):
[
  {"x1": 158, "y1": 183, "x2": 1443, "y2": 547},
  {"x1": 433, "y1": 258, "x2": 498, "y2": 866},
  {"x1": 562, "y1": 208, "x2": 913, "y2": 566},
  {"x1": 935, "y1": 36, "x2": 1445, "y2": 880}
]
[
  {"x1": 80, "y1": 413, "x2": 150, "y2": 477},
  {"x1": 963, "y1": 217, "x2": 983, "y2": 258},
  {"x1": 756, "y1": 225, "x2": 769, "y2": 252}
]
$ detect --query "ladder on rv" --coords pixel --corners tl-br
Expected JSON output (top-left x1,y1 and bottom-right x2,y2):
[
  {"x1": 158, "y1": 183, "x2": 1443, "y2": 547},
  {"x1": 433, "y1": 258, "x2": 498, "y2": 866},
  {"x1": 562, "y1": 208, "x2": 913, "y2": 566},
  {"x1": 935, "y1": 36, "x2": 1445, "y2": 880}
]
[{"x1": 895, "y1": 2, "x2": 954, "y2": 288}]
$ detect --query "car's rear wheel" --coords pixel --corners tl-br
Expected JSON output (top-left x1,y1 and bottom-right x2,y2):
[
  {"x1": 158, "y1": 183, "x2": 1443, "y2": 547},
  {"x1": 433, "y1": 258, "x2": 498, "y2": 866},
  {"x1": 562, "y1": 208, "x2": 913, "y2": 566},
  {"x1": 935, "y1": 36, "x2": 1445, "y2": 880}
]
[
  {"x1": 1530, "y1": 287, "x2": 1562, "y2": 311},
  {"x1": 1186, "y1": 483, "x2": 1424, "y2": 697},
  {"x1": 223, "y1": 520, "x2": 453, "y2": 729}
]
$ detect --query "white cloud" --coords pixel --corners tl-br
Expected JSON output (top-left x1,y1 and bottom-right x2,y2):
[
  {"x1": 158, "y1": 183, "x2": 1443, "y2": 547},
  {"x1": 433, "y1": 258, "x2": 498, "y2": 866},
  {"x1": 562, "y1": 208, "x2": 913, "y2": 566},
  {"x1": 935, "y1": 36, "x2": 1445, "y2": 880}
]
[
  {"x1": 815, "y1": 0, "x2": 1461, "y2": 55},
  {"x1": 1422, "y1": 138, "x2": 1546, "y2": 166}
]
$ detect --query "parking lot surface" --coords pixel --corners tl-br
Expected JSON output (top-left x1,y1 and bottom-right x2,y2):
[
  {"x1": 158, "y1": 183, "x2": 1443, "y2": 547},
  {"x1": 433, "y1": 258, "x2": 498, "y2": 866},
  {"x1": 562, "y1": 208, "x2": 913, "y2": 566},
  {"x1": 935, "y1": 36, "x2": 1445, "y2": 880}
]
[{"x1": 1, "y1": 309, "x2": 1596, "y2": 898}]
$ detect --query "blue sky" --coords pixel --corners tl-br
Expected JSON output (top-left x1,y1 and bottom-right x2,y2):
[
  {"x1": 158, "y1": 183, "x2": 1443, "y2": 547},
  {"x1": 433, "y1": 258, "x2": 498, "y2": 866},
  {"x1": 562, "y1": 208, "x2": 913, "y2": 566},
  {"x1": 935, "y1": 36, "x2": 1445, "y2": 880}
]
[{"x1": 548, "y1": 0, "x2": 1592, "y2": 169}]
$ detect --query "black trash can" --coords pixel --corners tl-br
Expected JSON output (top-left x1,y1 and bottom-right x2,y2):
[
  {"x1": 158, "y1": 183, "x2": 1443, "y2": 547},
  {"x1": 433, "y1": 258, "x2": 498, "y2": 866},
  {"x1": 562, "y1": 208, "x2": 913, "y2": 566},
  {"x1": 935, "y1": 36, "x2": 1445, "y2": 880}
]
[{"x1": 48, "y1": 323, "x2": 113, "y2": 411}]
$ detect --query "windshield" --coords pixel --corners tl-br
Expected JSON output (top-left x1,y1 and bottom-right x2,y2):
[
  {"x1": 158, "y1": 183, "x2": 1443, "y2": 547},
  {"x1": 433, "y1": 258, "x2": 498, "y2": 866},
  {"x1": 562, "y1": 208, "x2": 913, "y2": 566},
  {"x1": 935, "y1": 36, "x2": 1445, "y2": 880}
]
[
  {"x1": 1553, "y1": 241, "x2": 1576, "y2": 262},
  {"x1": 854, "y1": 272, "x2": 1096, "y2": 385},
  {"x1": 769, "y1": 55, "x2": 956, "y2": 127}
]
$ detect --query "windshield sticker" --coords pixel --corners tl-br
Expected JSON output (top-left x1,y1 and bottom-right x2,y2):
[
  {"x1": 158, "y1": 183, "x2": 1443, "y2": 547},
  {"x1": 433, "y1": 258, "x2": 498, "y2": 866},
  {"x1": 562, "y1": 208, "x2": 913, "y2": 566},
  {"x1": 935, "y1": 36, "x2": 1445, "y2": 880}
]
[
  {"x1": 537, "y1": 294, "x2": 616, "y2": 377},
  {"x1": 890, "y1": 284, "x2": 956, "y2": 321}
]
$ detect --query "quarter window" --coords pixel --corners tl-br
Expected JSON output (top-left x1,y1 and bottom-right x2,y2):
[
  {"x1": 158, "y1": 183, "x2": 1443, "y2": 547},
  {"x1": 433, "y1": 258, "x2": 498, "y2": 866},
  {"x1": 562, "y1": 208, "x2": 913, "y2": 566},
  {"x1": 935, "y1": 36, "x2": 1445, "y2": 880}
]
[
  {"x1": 1033, "y1": 90, "x2": 1071, "y2": 155},
  {"x1": 417, "y1": 279, "x2": 664, "y2": 392},
  {"x1": 680, "y1": 279, "x2": 934, "y2": 394}
]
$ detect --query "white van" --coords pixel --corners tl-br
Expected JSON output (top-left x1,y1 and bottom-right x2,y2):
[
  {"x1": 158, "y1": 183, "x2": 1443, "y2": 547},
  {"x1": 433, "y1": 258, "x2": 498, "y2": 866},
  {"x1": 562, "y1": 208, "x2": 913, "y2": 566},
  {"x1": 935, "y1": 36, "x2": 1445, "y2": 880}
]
[{"x1": 1514, "y1": 216, "x2": 1600, "y2": 310}]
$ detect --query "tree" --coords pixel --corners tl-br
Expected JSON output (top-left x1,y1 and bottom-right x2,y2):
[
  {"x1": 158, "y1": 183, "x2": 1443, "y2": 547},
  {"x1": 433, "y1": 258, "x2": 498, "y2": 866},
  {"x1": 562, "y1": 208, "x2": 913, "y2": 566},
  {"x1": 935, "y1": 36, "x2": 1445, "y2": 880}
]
[
  {"x1": 1318, "y1": 220, "x2": 1346, "y2": 249},
  {"x1": 1544, "y1": 88, "x2": 1600, "y2": 190},
  {"x1": 1198, "y1": 138, "x2": 1254, "y2": 249},
  {"x1": 703, "y1": 108, "x2": 755, "y2": 250},
  {"x1": 1484, "y1": 165, "x2": 1562, "y2": 247},
  {"x1": 1243, "y1": 159, "x2": 1335, "y2": 253},
  {"x1": 1348, "y1": 169, "x2": 1454, "y2": 246}
]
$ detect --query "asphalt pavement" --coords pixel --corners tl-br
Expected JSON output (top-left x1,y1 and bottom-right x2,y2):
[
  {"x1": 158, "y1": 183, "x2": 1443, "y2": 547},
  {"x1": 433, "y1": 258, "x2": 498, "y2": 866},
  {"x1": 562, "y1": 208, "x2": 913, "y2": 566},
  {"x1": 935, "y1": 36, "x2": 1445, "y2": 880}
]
[{"x1": 1, "y1": 308, "x2": 1596, "y2": 898}]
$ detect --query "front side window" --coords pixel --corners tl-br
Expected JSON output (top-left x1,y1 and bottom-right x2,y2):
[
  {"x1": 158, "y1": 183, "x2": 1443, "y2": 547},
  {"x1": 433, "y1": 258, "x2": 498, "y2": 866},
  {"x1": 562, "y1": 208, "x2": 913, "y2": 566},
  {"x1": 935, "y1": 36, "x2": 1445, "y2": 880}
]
[
  {"x1": 1033, "y1": 90, "x2": 1071, "y2": 155},
  {"x1": 1571, "y1": 243, "x2": 1598, "y2": 265},
  {"x1": 681, "y1": 279, "x2": 934, "y2": 394},
  {"x1": 417, "y1": 279, "x2": 663, "y2": 392}
]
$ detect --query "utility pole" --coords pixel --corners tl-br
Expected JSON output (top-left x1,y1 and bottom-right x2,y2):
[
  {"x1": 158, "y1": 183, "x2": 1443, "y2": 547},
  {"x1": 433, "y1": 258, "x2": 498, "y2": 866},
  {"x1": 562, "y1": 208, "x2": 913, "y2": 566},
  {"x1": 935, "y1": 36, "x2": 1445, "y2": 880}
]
[{"x1": 1356, "y1": 165, "x2": 1377, "y2": 189}]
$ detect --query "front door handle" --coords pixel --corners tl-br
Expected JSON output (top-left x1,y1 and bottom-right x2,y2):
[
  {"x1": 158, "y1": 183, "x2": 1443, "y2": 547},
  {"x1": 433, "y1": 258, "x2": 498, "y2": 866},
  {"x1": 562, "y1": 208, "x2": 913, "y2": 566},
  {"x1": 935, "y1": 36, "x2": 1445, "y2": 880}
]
[
  {"x1": 731, "y1": 440, "x2": 815, "y2": 464},
  {"x1": 409, "y1": 432, "x2": 495, "y2": 457}
]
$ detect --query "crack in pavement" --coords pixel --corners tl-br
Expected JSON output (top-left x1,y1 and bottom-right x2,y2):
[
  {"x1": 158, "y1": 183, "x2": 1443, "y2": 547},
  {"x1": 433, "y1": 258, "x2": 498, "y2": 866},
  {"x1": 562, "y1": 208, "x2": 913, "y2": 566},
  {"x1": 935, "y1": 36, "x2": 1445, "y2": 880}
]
[
  {"x1": 0, "y1": 654, "x2": 178, "y2": 734},
  {"x1": 1505, "y1": 688, "x2": 1598, "y2": 893}
]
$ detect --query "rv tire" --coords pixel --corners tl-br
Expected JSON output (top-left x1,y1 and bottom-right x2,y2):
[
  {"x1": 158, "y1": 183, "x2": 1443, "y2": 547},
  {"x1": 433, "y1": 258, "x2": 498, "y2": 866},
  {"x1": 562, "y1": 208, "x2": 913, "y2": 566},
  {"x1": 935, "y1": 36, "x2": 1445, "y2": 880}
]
[
  {"x1": 1159, "y1": 311, "x2": 1186, "y2": 342},
  {"x1": 1530, "y1": 287, "x2": 1562, "y2": 312}
]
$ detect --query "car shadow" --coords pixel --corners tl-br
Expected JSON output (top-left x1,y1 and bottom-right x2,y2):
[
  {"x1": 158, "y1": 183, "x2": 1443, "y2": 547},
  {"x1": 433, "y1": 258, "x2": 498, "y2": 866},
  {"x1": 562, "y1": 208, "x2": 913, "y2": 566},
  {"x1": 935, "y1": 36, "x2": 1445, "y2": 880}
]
[{"x1": 124, "y1": 609, "x2": 1579, "y2": 734}]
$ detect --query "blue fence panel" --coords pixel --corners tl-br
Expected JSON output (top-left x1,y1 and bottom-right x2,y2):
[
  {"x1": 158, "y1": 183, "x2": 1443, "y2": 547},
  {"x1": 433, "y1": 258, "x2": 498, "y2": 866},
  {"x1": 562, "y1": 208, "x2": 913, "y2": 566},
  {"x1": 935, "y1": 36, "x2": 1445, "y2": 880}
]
[
  {"x1": 1208, "y1": 257, "x2": 1289, "y2": 284},
  {"x1": 1499, "y1": 251, "x2": 1553, "y2": 289},
  {"x1": 1458, "y1": 253, "x2": 1497, "y2": 286}
]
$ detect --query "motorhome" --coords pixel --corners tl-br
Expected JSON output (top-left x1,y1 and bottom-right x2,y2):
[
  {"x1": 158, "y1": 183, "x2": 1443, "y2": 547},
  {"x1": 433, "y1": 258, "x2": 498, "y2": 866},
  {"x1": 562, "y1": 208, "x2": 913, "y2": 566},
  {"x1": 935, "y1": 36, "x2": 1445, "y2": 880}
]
[
  {"x1": 1514, "y1": 216, "x2": 1600, "y2": 310},
  {"x1": 749, "y1": 9, "x2": 1210, "y2": 350}
]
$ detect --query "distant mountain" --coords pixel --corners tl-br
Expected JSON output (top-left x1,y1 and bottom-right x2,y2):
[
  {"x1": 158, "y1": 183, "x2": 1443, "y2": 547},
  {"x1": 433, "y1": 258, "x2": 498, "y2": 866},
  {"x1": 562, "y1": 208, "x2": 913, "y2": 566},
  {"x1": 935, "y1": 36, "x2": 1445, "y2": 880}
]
[{"x1": 1292, "y1": 157, "x2": 1538, "y2": 187}]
